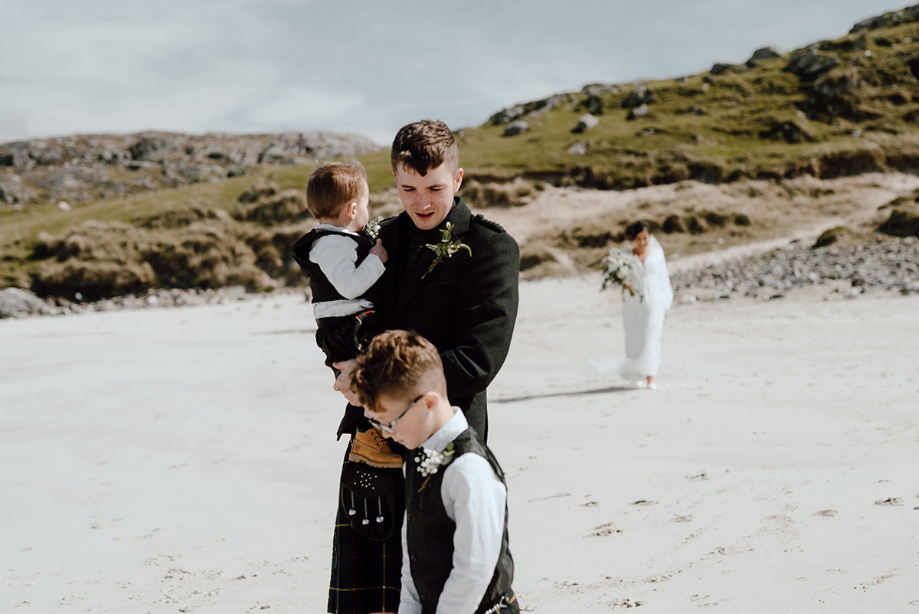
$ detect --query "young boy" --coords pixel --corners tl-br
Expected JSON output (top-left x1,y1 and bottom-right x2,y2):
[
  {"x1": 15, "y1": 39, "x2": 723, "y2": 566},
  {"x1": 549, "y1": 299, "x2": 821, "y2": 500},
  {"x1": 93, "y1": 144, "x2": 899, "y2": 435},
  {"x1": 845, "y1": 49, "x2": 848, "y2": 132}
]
[
  {"x1": 292, "y1": 161, "x2": 401, "y2": 469},
  {"x1": 351, "y1": 330, "x2": 519, "y2": 614}
]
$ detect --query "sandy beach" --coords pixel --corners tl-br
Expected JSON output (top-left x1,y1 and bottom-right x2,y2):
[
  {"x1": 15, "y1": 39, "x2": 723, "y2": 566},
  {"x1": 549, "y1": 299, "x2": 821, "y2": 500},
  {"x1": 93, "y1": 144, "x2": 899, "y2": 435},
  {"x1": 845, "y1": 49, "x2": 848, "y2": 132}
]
[{"x1": 2, "y1": 276, "x2": 918, "y2": 612}]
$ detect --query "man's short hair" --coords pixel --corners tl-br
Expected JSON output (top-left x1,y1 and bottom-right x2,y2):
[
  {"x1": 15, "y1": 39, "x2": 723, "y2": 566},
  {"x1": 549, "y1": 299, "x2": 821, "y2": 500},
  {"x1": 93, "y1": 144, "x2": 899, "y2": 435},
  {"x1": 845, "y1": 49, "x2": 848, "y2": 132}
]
[
  {"x1": 306, "y1": 161, "x2": 368, "y2": 219},
  {"x1": 351, "y1": 330, "x2": 446, "y2": 414},
  {"x1": 390, "y1": 120, "x2": 459, "y2": 176}
]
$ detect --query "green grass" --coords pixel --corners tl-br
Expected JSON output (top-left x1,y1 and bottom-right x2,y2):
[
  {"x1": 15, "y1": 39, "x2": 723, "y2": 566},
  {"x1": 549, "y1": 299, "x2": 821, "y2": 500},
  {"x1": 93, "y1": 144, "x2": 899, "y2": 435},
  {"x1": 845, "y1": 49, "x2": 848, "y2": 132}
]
[{"x1": 3, "y1": 16, "x2": 919, "y2": 294}]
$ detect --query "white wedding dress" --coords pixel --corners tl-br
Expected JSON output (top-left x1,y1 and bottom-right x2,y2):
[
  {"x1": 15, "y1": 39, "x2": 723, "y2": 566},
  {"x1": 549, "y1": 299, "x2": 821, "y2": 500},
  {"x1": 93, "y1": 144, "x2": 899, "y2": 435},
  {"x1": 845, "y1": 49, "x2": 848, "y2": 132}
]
[{"x1": 619, "y1": 235, "x2": 673, "y2": 381}]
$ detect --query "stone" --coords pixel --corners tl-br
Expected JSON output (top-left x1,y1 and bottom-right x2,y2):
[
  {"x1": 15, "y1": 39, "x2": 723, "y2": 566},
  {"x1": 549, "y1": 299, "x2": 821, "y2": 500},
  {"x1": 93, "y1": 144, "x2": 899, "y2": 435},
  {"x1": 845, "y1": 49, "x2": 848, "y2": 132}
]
[
  {"x1": 627, "y1": 104, "x2": 649, "y2": 120},
  {"x1": 0, "y1": 288, "x2": 54, "y2": 318},
  {"x1": 567, "y1": 141, "x2": 588, "y2": 156},
  {"x1": 747, "y1": 46, "x2": 784, "y2": 64},
  {"x1": 0, "y1": 174, "x2": 25, "y2": 204},
  {"x1": 622, "y1": 85, "x2": 654, "y2": 109},
  {"x1": 710, "y1": 63, "x2": 735, "y2": 75},
  {"x1": 784, "y1": 49, "x2": 840, "y2": 79},
  {"x1": 502, "y1": 121, "x2": 530, "y2": 137},
  {"x1": 574, "y1": 114, "x2": 600, "y2": 133}
]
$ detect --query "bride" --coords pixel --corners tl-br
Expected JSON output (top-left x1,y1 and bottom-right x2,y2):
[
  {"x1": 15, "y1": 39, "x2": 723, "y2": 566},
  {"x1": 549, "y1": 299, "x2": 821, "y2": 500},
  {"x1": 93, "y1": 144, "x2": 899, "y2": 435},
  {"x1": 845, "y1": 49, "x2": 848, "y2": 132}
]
[{"x1": 621, "y1": 221, "x2": 673, "y2": 389}]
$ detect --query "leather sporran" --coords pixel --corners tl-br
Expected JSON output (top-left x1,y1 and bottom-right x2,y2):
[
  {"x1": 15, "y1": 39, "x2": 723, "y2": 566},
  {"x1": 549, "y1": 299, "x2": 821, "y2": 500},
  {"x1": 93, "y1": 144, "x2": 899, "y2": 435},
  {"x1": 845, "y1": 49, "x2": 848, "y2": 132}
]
[{"x1": 340, "y1": 461, "x2": 400, "y2": 541}]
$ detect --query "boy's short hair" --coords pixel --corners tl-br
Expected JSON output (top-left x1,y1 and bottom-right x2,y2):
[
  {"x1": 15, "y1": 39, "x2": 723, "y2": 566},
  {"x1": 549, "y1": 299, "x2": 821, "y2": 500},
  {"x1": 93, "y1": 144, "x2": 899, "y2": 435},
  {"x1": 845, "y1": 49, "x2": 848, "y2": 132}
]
[
  {"x1": 306, "y1": 161, "x2": 368, "y2": 219},
  {"x1": 390, "y1": 120, "x2": 459, "y2": 176},
  {"x1": 351, "y1": 330, "x2": 447, "y2": 413}
]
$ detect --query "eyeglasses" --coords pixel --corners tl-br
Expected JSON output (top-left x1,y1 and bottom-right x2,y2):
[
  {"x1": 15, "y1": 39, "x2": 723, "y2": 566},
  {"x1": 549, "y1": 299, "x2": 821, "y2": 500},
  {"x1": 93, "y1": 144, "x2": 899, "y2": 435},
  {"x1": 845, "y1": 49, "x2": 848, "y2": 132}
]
[{"x1": 367, "y1": 394, "x2": 424, "y2": 434}]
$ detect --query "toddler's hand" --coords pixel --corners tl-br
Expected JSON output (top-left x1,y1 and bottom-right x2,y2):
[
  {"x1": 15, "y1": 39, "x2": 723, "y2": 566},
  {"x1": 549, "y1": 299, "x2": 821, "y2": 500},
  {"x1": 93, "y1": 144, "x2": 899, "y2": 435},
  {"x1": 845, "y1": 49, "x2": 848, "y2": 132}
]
[{"x1": 370, "y1": 239, "x2": 388, "y2": 264}]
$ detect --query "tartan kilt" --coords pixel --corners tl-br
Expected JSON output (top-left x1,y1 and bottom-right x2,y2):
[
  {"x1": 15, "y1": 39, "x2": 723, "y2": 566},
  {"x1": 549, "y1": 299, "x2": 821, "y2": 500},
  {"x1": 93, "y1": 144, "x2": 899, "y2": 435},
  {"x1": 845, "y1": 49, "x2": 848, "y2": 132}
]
[{"x1": 328, "y1": 455, "x2": 405, "y2": 613}]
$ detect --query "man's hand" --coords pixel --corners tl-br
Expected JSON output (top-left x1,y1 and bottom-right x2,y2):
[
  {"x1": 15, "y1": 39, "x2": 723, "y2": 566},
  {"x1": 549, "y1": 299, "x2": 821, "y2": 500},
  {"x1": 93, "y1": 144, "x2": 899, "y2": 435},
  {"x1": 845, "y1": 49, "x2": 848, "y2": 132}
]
[
  {"x1": 332, "y1": 359, "x2": 361, "y2": 405},
  {"x1": 370, "y1": 239, "x2": 388, "y2": 264}
]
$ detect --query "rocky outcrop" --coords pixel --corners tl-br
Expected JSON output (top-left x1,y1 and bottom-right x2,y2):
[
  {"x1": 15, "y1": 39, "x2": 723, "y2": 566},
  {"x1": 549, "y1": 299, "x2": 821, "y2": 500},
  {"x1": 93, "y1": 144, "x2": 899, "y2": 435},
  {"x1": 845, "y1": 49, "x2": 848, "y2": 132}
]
[
  {"x1": 621, "y1": 84, "x2": 654, "y2": 109},
  {"x1": 0, "y1": 288, "x2": 55, "y2": 318},
  {"x1": 784, "y1": 48, "x2": 840, "y2": 79},
  {"x1": 672, "y1": 236, "x2": 919, "y2": 301},
  {"x1": 849, "y1": 4, "x2": 919, "y2": 33},
  {"x1": 0, "y1": 131, "x2": 381, "y2": 208}
]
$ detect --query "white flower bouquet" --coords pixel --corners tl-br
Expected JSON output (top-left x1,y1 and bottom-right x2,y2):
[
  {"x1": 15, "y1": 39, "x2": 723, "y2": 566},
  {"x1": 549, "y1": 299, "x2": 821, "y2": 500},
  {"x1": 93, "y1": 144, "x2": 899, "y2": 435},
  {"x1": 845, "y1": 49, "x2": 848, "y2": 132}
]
[{"x1": 600, "y1": 248, "x2": 642, "y2": 300}]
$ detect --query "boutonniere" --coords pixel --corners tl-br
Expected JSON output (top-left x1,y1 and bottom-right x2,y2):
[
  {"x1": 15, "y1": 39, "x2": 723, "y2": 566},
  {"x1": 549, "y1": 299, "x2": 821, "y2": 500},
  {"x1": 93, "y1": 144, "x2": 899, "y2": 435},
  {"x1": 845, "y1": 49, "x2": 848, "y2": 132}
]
[
  {"x1": 415, "y1": 443, "x2": 455, "y2": 492},
  {"x1": 422, "y1": 222, "x2": 471, "y2": 279},
  {"x1": 361, "y1": 215, "x2": 383, "y2": 241}
]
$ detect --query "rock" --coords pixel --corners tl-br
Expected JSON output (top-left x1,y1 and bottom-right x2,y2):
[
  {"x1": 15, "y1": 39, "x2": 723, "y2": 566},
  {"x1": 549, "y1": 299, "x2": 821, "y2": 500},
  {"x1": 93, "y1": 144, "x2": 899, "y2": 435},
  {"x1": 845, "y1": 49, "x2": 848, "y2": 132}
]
[
  {"x1": 622, "y1": 84, "x2": 654, "y2": 109},
  {"x1": 850, "y1": 5, "x2": 919, "y2": 33},
  {"x1": 582, "y1": 83, "x2": 621, "y2": 97},
  {"x1": 574, "y1": 114, "x2": 600, "y2": 133},
  {"x1": 710, "y1": 63, "x2": 735, "y2": 75},
  {"x1": 502, "y1": 121, "x2": 530, "y2": 137},
  {"x1": 627, "y1": 104, "x2": 650, "y2": 120},
  {"x1": 879, "y1": 209, "x2": 919, "y2": 237},
  {"x1": 747, "y1": 46, "x2": 784, "y2": 65},
  {"x1": 489, "y1": 104, "x2": 526, "y2": 125},
  {"x1": 0, "y1": 288, "x2": 54, "y2": 318},
  {"x1": 784, "y1": 48, "x2": 840, "y2": 79},
  {"x1": 567, "y1": 141, "x2": 588, "y2": 156},
  {"x1": 577, "y1": 95, "x2": 604, "y2": 116},
  {"x1": 129, "y1": 136, "x2": 179, "y2": 162},
  {"x1": 0, "y1": 174, "x2": 25, "y2": 204},
  {"x1": 58, "y1": 201, "x2": 71, "y2": 211},
  {"x1": 0, "y1": 142, "x2": 35, "y2": 171}
]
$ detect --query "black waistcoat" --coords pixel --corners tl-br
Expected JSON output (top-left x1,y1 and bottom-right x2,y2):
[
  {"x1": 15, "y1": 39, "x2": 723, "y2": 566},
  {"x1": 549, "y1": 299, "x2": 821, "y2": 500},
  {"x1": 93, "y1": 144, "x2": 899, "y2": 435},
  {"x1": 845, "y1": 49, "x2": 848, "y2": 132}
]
[
  {"x1": 291, "y1": 228, "x2": 375, "y2": 304},
  {"x1": 404, "y1": 427, "x2": 514, "y2": 613}
]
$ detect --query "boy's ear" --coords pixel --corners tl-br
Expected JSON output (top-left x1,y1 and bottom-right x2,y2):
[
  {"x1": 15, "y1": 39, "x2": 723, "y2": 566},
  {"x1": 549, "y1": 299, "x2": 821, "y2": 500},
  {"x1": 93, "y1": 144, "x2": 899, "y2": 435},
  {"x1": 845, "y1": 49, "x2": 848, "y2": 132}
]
[
  {"x1": 453, "y1": 167, "x2": 464, "y2": 191},
  {"x1": 347, "y1": 201, "x2": 358, "y2": 219}
]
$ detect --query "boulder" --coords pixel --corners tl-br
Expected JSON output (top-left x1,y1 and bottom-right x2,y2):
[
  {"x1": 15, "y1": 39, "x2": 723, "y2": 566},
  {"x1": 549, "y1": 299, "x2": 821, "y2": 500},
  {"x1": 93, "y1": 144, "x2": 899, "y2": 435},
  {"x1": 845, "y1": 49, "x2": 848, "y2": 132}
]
[
  {"x1": 0, "y1": 174, "x2": 25, "y2": 204},
  {"x1": 0, "y1": 288, "x2": 54, "y2": 318},
  {"x1": 784, "y1": 49, "x2": 841, "y2": 79},
  {"x1": 582, "y1": 83, "x2": 621, "y2": 97},
  {"x1": 622, "y1": 84, "x2": 654, "y2": 109},
  {"x1": 567, "y1": 141, "x2": 588, "y2": 156},
  {"x1": 574, "y1": 114, "x2": 600, "y2": 133},
  {"x1": 747, "y1": 46, "x2": 784, "y2": 64},
  {"x1": 710, "y1": 63, "x2": 735, "y2": 75},
  {"x1": 627, "y1": 104, "x2": 650, "y2": 120},
  {"x1": 502, "y1": 121, "x2": 530, "y2": 137}
]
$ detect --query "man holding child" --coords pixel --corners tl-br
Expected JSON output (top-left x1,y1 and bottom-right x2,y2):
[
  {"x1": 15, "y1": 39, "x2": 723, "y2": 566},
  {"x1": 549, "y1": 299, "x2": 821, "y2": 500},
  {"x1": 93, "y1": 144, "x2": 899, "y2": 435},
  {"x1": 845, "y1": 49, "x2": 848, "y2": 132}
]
[{"x1": 324, "y1": 120, "x2": 520, "y2": 613}]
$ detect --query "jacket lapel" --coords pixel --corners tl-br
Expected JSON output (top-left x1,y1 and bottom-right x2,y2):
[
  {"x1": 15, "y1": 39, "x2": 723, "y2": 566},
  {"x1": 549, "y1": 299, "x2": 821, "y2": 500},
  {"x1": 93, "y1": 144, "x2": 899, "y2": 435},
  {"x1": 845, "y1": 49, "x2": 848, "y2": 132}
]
[{"x1": 390, "y1": 198, "x2": 472, "y2": 324}]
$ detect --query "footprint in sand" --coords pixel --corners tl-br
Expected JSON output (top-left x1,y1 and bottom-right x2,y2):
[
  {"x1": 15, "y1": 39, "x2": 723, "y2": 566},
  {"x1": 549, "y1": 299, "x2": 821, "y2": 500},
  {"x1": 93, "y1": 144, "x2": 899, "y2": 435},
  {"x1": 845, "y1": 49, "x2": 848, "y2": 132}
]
[
  {"x1": 815, "y1": 509, "x2": 838, "y2": 517},
  {"x1": 630, "y1": 499, "x2": 658, "y2": 506},
  {"x1": 874, "y1": 497, "x2": 904, "y2": 506},
  {"x1": 587, "y1": 522, "x2": 622, "y2": 537}
]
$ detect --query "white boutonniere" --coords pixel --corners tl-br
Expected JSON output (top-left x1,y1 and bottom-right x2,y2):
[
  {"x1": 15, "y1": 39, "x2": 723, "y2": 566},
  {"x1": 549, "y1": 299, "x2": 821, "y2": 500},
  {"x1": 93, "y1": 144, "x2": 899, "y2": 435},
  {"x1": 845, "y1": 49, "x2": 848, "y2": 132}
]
[
  {"x1": 422, "y1": 222, "x2": 471, "y2": 280},
  {"x1": 362, "y1": 215, "x2": 383, "y2": 241},
  {"x1": 415, "y1": 443, "x2": 455, "y2": 492}
]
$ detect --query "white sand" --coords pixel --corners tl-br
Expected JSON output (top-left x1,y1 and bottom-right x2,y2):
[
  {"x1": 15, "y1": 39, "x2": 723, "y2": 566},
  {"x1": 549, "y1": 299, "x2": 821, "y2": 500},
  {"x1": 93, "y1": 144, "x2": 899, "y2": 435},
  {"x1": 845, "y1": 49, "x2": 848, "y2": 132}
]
[{"x1": 2, "y1": 278, "x2": 918, "y2": 612}]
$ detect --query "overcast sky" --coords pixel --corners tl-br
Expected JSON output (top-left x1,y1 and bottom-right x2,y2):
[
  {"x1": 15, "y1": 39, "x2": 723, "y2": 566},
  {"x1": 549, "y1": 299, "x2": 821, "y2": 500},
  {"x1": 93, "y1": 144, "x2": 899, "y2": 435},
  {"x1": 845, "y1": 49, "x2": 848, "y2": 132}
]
[{"x1": 0, "y1": 0, "x2": 908, "y2": 145}]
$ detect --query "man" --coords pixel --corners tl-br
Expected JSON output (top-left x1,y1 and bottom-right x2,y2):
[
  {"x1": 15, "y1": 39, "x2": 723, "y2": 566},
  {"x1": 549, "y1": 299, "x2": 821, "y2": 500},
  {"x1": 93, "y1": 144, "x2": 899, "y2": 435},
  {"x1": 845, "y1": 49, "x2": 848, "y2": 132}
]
[{"x1": 327, "y1": 119, "x2": 519, "y2": 614}]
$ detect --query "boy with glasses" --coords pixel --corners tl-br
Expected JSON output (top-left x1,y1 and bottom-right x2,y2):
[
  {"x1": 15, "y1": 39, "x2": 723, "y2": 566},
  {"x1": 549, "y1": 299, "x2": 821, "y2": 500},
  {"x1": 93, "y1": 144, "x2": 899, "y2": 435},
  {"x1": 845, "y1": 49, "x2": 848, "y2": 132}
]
[{"x1": 351, "y1": 330, "x2": 519, "y2": 614}]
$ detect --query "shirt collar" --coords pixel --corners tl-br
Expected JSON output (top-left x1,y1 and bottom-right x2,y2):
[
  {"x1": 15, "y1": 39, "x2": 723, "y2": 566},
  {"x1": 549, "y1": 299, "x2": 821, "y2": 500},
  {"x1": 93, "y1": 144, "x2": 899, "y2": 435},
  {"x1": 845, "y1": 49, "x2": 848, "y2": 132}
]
[
  {"x1": 315, "y1": 223, "x2": 358, "y2": 236},
  {"x1": 420, "y1": 407, "x2": 467, "y2": 452}
]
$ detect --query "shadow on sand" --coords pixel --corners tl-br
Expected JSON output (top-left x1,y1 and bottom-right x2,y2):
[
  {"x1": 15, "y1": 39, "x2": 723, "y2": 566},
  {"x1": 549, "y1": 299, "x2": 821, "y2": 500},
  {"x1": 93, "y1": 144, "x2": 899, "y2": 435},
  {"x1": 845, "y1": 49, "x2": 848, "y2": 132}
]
[{"x1": 492, "y1": 384, "x2": 634, "y2": 404}]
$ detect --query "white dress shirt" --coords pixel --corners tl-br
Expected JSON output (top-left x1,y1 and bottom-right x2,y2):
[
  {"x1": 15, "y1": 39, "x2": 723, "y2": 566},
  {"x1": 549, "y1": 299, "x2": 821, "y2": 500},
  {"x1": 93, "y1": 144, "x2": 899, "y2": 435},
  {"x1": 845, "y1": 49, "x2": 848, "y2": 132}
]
[
  {"x1": 399, "y1": 409, "x2": 507, "y2": 614},
  {"x1": 308, "y1": 224, "x2": 384, "y2": 318}
]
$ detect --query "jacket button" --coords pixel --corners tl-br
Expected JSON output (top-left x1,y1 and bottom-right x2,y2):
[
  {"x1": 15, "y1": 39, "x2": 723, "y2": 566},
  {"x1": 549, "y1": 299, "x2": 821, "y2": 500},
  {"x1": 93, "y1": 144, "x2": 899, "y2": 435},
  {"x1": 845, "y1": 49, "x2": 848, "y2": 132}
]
[
  {"x1": 419, "y1": 593, "x2": 426, "y2": 602},
  {"x1": 410, "y1": 555, "x2": 418, "y2": 562}
]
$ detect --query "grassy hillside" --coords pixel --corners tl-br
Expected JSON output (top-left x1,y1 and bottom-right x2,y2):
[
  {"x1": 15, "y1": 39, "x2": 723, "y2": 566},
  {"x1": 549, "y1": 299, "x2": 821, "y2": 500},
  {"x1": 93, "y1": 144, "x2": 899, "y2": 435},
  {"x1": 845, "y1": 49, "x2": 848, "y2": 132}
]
[{"x1": 2, "y1": 7, "x2": 918, "y2": 299}]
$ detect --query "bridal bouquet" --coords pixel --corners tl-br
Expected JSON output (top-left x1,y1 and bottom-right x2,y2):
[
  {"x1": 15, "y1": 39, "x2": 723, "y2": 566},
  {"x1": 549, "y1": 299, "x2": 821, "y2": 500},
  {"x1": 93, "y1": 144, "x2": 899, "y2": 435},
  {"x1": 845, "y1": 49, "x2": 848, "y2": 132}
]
[{"x1": 600, "y1": 248, "x2": 642, "y2": 299}]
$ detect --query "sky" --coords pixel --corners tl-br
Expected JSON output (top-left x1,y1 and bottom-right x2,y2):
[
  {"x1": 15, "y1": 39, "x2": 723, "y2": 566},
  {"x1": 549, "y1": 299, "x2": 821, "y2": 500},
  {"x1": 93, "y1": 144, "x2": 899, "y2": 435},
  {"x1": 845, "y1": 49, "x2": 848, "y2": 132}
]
[{"x1": 0, "y1": 0, "x2": 910, "y2": 145}]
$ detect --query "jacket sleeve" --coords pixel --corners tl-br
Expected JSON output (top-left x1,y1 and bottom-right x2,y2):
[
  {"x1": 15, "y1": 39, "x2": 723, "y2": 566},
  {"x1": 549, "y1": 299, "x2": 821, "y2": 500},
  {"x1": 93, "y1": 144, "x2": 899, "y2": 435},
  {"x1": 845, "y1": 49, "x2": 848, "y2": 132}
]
[{"x1": 440, "y1": 229, "x2": 519, "y2": 396}]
